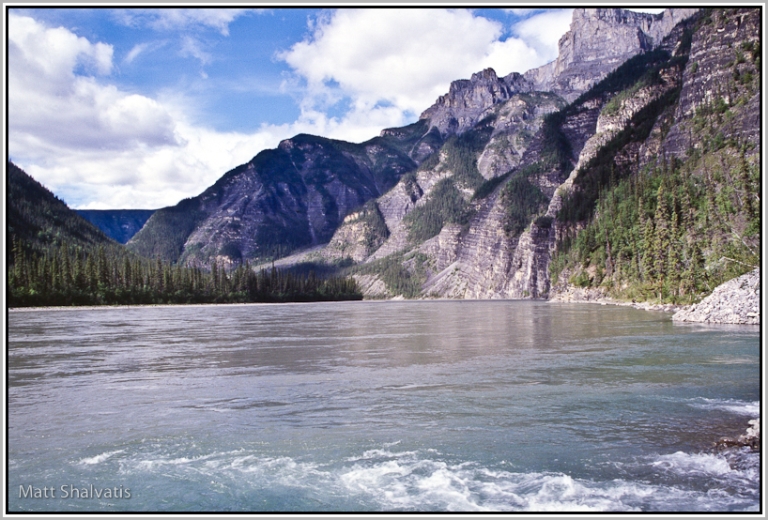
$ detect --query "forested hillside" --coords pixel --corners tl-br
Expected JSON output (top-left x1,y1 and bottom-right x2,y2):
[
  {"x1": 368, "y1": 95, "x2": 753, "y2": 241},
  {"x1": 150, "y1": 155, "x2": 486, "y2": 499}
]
[
  {"x1": 550, "y1": 8, "x2": 760, "y2": 304},
  {"x1": 8, "y1": 162, "x2": 362, "y2": 307},
  {"x1": 8, "y1": 161, "x2": 115, "y2": 256}
]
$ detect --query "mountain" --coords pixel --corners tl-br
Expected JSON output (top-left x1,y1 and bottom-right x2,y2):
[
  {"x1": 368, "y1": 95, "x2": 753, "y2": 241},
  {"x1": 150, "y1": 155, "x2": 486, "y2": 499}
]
[
  {"x1": 76, "y1": 209, "x2": 155, "y2": 244},
  {"x1": 127, "y1": 125, "x2": 441, "y2": 266},
  {"x1": 8, "y1": 161, "x2": 114, "y2": 257},
  {"x1": 125, "y1": 7, "x2": 759, "y2": 306}
]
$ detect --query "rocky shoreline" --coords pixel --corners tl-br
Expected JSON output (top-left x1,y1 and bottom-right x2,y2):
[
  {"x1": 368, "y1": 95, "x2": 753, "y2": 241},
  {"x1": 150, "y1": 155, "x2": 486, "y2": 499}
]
[
  {"x1": 549, "y1": 268, "x2": 761, "y2": 325},
  {"x1": 672, "y1": 268, "x2": 760, "y2": 325},
  {"x1": 548, "y1": 287, "x2": 684, "y2": 313}
]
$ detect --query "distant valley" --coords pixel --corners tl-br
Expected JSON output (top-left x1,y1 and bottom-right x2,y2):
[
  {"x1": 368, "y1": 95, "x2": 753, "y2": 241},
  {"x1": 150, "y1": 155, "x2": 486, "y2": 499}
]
[{"x1": 77, "y1": 209, "x2": 155, "y2": 244}]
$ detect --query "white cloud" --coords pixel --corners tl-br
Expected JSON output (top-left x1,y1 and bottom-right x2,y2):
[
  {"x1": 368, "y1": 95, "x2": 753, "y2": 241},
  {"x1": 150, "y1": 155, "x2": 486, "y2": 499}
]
[
  {"x1": 123, "y1": 40, "x2": 167, "y2": 65},
  {"x1": 124, "y1": 42, "x2": 148, "y2": 64},
  {"x1": 511, "y1": 9, "x2": 574, "y2": 63},
  {"x1": 8, "y1": 14, "x2": 284, "y2": 209},
  {"x1": 114, "y1": 8, "x2": 252, "y2": 36},
  {"x1": 9, "y1": 15, "x2": 176, "y2": 152},
  {"x1": 180, "y1": 36, "x2": 212, "y2": 66}
]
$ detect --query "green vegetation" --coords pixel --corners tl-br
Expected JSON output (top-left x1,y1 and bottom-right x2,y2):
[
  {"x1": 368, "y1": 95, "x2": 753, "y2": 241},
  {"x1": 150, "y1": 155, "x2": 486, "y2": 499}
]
[
  {"x1": 401, "y1": 122, "x2": 495, "y2": 242},
  {"x1": 127, "y1": 199, "x2": 208, "y2": 262},
  {"x1": 404, "y1": 179, "x2": 473, "y2": 243},
  {"x1": 351, "y1": 251, "x2": 428, "y2": 298},
  {"x1": 345, "y1": 200, "x2": 390, "y2": 253},
  {"x1": 9, "y1": 242, "x2": 362, "y2": 307},
  {"x1": 8, "y1": 162, "x2": 362, "y2": 307},
  {"x1": 472, "y1": 170, "x2": 513, "y2": 200},
  {"x1": 549, "y1": 9, "x2": 760, "y2": 304},
  {"x1": 502, "y1": 166, "x2": 549, "y2": 236},
  {"x1": 551, "y1": 149, "x2": 759, "y2": 304},
  {"x1": 559, "y1": 87, "x2": 682, "y2": 223},
  {"x1": 440, "y1": 123, "x2": 493, "y2": 190}
]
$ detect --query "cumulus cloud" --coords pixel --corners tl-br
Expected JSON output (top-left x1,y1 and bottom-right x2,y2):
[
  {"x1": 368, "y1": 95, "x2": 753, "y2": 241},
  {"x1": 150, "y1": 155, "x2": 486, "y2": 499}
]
[
  {"x1": 511, "y1": 9, "x2": 573, "y2": 63},
  {"x1": 278, "y1": 8, "x2": 557, "y2": 143},
  {"x1": 8, "y1": 14, "x2": 283, "y2": 209},
  {"x1": 9, "y1": 15, "x2": 177, "y2": 153}
]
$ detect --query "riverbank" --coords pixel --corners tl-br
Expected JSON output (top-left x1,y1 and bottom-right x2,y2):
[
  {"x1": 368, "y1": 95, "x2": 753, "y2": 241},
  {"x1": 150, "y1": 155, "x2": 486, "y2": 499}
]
[
  {"x1": 672, "y1": 268, "x2": 760, "y2": 325},
  {"x1": 548, "y1": 287, "x2": 684, "y2": 313},
  {"x1": 550, "y1": 268, "x2": 761, "y2": 324}
]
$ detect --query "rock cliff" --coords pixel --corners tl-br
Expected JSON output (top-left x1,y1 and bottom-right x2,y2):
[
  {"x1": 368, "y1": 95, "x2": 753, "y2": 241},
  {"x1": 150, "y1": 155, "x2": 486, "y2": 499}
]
[{"x1": 525, "y1": 8, "x2": 699, "y2": 102}]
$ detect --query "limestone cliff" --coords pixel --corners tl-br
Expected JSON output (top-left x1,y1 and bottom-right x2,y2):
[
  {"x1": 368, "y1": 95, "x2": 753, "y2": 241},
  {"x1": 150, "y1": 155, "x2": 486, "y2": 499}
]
[{"x1": 525, "y1": 8, "x2": 698, "y2": 102}]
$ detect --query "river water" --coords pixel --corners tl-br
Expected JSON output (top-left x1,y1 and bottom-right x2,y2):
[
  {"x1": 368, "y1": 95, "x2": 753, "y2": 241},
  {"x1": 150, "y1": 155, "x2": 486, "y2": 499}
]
[{"x1": 7, "y1": 301, "x2": 760, "y2": 512}]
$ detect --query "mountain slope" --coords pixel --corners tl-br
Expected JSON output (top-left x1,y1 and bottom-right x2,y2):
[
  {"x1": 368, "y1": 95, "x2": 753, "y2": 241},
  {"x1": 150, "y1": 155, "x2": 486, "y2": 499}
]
[
  {"x1": 549, "y1": 7, "x2": 761, "y2": 304},
  {"x1": 121, "y1": 7, "x2": 759, "y2": 307},
  {"x1": 8, "y1": 161, "x2": 114, "y2": 256},
  {"x1": 287, "y1": 8, "x2": 712, "y2": 299},
  {"x1": 127, "y1": 123, "x2": 440, "y2": 266}
]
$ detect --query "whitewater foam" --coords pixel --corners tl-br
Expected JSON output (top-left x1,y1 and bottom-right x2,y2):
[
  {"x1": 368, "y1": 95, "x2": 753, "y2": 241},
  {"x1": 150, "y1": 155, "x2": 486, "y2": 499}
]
[
  {"x1": 78, "y1": 450, "x2": 124, "y2": 465},
  {"x1": 688, "y1": 398, "x2": 760, "y2": 416}
]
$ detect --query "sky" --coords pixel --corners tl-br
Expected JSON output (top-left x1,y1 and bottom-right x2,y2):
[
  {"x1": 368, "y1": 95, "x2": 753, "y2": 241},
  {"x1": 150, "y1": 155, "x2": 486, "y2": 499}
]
[{"x1": 7, "y1": 6, "x2": 663, "y2": 210}]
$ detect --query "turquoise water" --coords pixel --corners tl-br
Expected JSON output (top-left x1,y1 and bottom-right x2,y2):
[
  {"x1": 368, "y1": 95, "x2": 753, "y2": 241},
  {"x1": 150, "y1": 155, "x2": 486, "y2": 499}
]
[{"x1": 7, "y1": 301, "x2": 761, "y2": 512}]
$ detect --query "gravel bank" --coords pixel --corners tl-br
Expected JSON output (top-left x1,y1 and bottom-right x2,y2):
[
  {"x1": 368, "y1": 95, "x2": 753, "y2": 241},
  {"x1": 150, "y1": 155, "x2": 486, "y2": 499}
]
[{"x1": 672, "y1": 268, "x2": 760, "y2": 325}]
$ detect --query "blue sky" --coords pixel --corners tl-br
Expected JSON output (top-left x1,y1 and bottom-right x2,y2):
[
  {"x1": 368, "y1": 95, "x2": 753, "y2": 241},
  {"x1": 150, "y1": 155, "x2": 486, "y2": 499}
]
[{"x1": 7, "y1": 7, "x2": 661, "y2": 209}]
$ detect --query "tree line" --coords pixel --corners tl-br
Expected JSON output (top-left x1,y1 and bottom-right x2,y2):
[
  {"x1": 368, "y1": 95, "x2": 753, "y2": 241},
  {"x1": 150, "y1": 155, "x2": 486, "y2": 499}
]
[{"x1": 8, "y1": 241, "x2": 362, "y2": 307}]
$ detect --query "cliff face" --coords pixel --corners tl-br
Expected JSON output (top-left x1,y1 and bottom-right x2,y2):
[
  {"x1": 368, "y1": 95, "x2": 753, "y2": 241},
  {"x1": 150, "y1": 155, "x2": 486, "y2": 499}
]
[
  {"x1": 660, "y1": 8, "x2": 761, "y2": 160},
  {"x1": 525, "y1": 8, "x2": 699, "y2": 102},
  {"x1": 419, "y1": 69, "x2": 534, "y2": 136}
]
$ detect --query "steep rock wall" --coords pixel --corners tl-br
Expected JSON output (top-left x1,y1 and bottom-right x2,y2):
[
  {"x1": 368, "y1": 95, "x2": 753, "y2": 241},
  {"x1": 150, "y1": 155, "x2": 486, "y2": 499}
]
[{"x1": 525, "y1": 8, "x2": 698, "y2": 102}]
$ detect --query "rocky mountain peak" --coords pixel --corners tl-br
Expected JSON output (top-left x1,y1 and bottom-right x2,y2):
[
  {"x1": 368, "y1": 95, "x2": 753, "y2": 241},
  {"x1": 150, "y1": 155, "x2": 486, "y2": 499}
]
[{"x1": 419, "y1": 68, "x2": 533, "y2": 137}]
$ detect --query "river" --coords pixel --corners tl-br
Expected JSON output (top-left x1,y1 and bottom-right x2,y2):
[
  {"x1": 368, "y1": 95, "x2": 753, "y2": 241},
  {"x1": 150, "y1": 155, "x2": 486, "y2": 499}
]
[{"x1": 7, "y1": 301, "x2": 760, "y2": 512}]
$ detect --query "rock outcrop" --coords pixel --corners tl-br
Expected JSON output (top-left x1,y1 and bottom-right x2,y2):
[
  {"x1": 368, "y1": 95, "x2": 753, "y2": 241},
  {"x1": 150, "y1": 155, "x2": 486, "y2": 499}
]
[
  {"x1": 661, "y1": 7, "x2": 761, "y2": 160},
  {"x1": 525, "y1": 8, "x2": 699, "y2": 102},
  {"x1": 717, "y1": 418, "x2": 760, "y2": 451},
  {"x1": 419, "y1": 69, "x2": 534, "y2": 137},
  {"x1": 673, "y1": 268, "x2": 760, "y2": 325}
]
